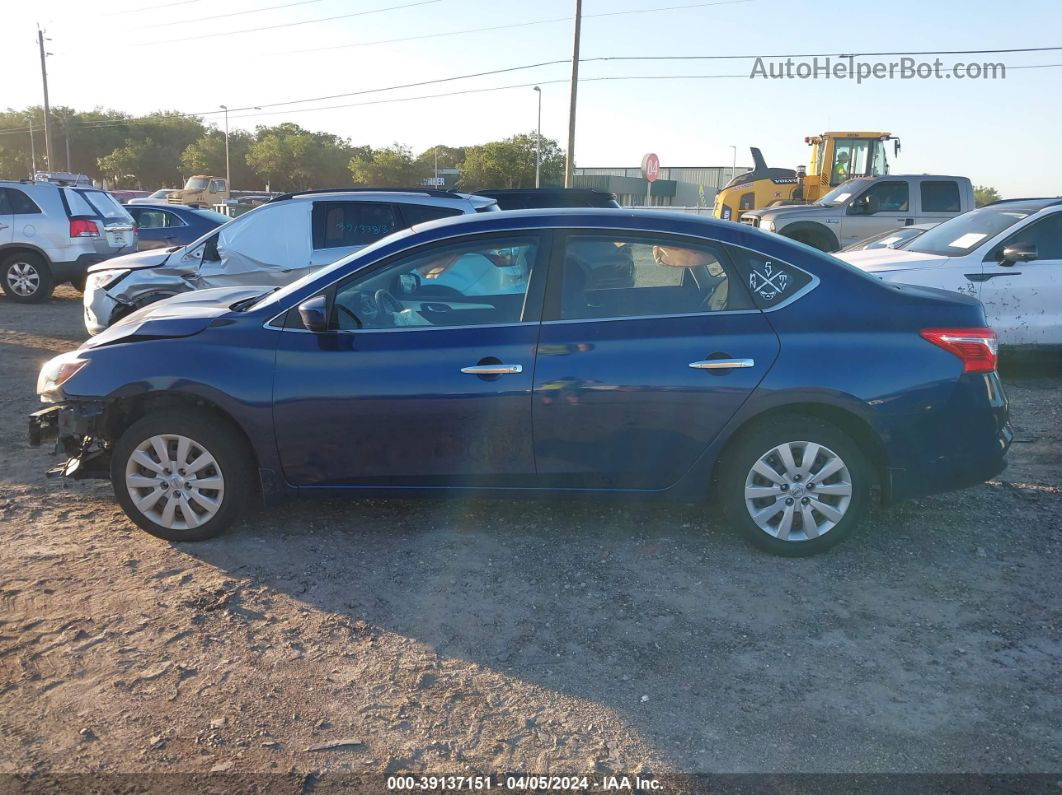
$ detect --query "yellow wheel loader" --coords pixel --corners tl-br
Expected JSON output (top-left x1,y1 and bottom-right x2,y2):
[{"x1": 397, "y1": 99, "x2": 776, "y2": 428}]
[{"x1": 713, "y1": 132, "x2": 900, "y2": 220}]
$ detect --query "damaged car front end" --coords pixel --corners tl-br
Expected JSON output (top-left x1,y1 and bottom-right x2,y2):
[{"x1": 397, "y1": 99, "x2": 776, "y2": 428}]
[
  {"x1": 29, "y1": 352, "x2": 110, "y2": 478},
  {"x1": 31, "y1": 285, "x2": 275, "y2": 481}
]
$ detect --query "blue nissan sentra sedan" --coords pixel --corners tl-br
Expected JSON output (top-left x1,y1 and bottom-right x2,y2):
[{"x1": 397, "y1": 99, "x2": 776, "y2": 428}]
[{"x1": 29, "y1": 209, "x2": 1011, "y2": 556}]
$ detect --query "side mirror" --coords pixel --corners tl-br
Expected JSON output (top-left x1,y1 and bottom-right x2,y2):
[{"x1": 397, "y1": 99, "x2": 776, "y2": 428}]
[
  {"x1": 1000, "y1": 243, "x2": 1037, "y2": 265},
  {"x1": 298, "y1": 295, "x2": 329, "y2": 332}
]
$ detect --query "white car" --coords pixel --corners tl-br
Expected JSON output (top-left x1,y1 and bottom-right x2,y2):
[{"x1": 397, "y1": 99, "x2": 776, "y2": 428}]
[
  {"x1": 836, "y1": 198, "x2": 1062, "y2": 349},
  {"x1": 127, "y1": 189, "x2": 181, "y2": 206},
  {"x1": 82, "y1": 188, "x2": 498, "y2": 334}
]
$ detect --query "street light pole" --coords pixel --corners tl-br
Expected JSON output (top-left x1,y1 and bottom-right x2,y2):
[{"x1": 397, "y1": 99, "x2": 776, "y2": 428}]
[
  {"x1": 563, "y1": 0, "x2": 582, "y2": 188},
  {"x1": 37, "y1": 27, "x2": 53, "y2": 171},
  {"x1": 533, "y1": 86, "x2": 542, "y2": 188},
  {"x1": 220, "y1": 105, "x2": 230, "y2": 189}
]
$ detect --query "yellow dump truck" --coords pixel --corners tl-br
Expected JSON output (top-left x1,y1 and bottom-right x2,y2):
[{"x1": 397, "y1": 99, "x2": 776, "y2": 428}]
[
  {"x1": 168, "y1": 175, "x2": 230, "y2": 209},
  {"x1": 714, "y1": 132, "x2": 900, "y2": 220}
]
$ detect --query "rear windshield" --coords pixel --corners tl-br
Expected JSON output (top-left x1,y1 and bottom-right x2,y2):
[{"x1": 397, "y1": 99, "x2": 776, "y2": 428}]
[
  {"x1": 79, "y1": 190, "x2": 134, "y2": 223},
  {"x1": 192, "y1": 208, "x2": 232, "y2": 224},
  {"x1": 905, "y1": 206, "x2": 1032, "y2": 257}
]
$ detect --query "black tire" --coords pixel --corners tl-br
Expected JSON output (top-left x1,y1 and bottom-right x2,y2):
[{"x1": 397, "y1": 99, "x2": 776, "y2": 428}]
[
  {"x1": 1, "y1": 252, "x2": 54, "y2": 303},
  {"x1": 784, "y1": 227, "x2": 837, "y2": 253},
  {"x1": 110, "y1": 409, "x2": 254, "y2": 542},
  {"x1": 69, "y1": 274, "x2": 87, "y2": 292},
  {"x1": 719, "y1": 414, "x2": 870, "y2": 557}
]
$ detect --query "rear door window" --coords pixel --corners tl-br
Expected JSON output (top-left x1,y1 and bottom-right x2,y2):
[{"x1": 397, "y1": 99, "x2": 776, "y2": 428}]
[
  {"x1": 920, "y1": 181, "x2": 961, "y2": 213},
  {"x1": 312, "y1": 202, "x2": 399, "y2": 250},
  {"x1": 5, "y1": 188, "x2": 41, "y2": 214},
  {"x1": 555, "y1": 234, "x2": 753, "y2": 321}
]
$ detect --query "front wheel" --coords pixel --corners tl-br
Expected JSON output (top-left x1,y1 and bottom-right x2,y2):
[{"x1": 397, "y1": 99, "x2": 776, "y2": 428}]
[
  {"x1": 111, "y1": 410, "x2": 253, "y2": 541},
  {"x1": 720, "y1": 415, "x2": 870, "y2": 556}
]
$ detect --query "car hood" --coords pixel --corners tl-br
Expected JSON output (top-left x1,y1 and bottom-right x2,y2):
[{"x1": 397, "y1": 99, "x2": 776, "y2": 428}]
[
  {"x1": 81, "y1": 286, "x2": 266, "y2": 349},
  {"x1": 835, "y1": 248, "x2": 950, "y2": 273},
  {"x1": 87, "y1": 247, "x2": 178, "y2": 273},
  {"x1": 743, "y1": 204, "x2": 832, "y2": 223}
]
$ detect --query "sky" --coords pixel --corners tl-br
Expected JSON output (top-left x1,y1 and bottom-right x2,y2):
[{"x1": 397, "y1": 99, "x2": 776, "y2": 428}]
[{"x1": 2, "y1": 0, "x2": 1061, "y2": 196}]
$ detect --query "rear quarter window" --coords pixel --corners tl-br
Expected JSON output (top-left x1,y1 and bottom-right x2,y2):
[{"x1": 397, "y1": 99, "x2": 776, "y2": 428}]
[
  {"x1": 399, "y1": 204, "x2": 464, "y2": 225},
  {"x1": 725, "y1": 245, "x2": 814, "y2": 310}
]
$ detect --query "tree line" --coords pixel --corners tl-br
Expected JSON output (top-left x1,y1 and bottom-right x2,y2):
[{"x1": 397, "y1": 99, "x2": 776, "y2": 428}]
[{"x1": 0, "y1": 106, "x2": 565, "y2": 192}]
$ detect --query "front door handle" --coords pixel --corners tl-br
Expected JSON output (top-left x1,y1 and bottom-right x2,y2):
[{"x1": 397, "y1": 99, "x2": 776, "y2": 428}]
[
  {"x1": 461, "y1": 363, "x2": 523, "y2": 375},
  {"x1": 689, "y1": 358, "x2": 755, "y2": 370}
]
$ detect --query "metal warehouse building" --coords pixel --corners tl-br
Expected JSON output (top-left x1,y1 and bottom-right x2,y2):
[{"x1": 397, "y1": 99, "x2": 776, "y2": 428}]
[{"x1": 573, "y1": 165, "x2": 752, "y2": 208}]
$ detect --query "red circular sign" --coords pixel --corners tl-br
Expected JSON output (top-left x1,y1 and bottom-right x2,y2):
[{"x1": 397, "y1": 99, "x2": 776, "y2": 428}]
[{"x1": 641, "y1": 152, "x2": 660, "y2": 183}]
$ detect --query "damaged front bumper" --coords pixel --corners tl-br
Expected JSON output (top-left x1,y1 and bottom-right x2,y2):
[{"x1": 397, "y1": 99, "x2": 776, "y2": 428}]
[{"x1": 28, "y1": 400, "x2": 111, "y2": 478}]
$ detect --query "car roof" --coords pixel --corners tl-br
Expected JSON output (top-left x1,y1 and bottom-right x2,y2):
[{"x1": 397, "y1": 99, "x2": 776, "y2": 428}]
[
  {"x1": 983, "y1": 197, "x2": 1062, "y2": 212},
  {"x1": 408, "y1": 206, "x2": 756, "y2": 237},
  {"x1": 269, "y1": 187, "x2": 490, "y2": 206}
]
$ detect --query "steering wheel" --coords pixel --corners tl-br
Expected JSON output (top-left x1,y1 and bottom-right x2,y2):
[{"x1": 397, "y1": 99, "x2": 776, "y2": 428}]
[{"x1": 374, "y1": 289, "x2": 405, "y2": 326}]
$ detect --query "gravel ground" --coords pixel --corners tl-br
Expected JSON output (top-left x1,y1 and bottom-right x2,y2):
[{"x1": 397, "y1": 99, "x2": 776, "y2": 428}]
[{"x1": 1, "y1": 288, "x2": 1060, "y2": 782}]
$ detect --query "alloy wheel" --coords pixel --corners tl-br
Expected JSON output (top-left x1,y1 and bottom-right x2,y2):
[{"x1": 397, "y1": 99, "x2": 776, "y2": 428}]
[
  {"x1": 743, "y1": 440, "x2": 853, "y2": 542},
  {"x1": 124, "y1": 434, "x2": 225, "y2": 531},
  {"x1": 6, "y1": 262, "x2": 41, "y2": 297}
]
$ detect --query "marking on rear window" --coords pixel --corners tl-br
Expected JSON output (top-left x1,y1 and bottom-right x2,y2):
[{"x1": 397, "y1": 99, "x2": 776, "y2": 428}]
[{"x1": 749, "y1": 261, "x2": 790, "y2": 301}]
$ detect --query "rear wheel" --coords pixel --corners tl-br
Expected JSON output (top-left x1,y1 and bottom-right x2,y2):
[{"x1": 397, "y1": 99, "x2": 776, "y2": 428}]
[
  {"x1": 720, "y1": 415, "x2": 869, "y2": 556},
  {"x1": 1, "y1": 252, "x2": 54, "y2": 303},
  {"x1": 111, "y1": 410, "x2": 253, "y2": 542}
]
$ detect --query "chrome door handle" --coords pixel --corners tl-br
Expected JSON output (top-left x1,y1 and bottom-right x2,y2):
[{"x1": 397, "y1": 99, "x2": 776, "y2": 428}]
[
  {"x1": 461, "y1": 364, "x2": 523, "y2": 375},
  {"x1": 689, "y1": 358, "x2": 755, "y2": 369}
]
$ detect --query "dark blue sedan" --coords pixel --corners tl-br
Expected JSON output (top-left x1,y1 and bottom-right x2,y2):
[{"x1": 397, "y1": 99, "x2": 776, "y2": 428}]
[
  {"x1": 125, "y1": 203, "x2": 228, "y2": 251},
  {"x1": 29, "y1": 210, "x2": 1011, "y2": 555}
]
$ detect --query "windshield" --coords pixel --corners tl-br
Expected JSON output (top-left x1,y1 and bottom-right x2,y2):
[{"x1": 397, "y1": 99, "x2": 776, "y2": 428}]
[
  {"x1": 185, "y1": 177, "x2": 209, "y2": 191},
  {"x1": 905, "y1": 206, "x2": 1033, "y2": 257},
  {"x1": 251, "y1": 226, "x2": 419, "y2": 312},
  {"x1": 816, "y1": 179, "x2": 869, "y2": 206},
  {"x1": 79, "y1": 190, "x2": 135, "y2": 223}
]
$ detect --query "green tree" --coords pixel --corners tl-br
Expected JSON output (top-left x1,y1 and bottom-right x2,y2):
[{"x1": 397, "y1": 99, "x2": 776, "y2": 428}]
[
  {"x1": 349, "y1": 143, "x2": 428, "y2": 187},
  {"x1": 246, "y1": 123, "x2": 355, "y2": 191},
  {"x1": 458, "y1": 132, "x2": 564, "y2": 191},
  {"x1": 974, "y1": 185, "x2": 1002, "y2": 207},
  {"x1": 181, "y1": 129, "x2": 258, "y2": 188}
]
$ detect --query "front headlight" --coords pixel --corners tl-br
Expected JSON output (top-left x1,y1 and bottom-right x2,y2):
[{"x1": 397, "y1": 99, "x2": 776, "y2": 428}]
[
  {"x1": 762, "y1": 219, "x2": 776, "y2": 232},
  {"x1": 85, "y1": 268, "x2": 130, "y2": 293},
  {"x1": 37, "y1": 353, "x2": 89, "y2": 402}
]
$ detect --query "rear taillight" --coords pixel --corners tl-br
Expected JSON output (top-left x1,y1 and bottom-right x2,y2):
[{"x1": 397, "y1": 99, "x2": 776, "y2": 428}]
[
  {"x1": 920, "y1": 328, "x2": 998, "y2": 373},
  {"x1": 69, "y1": 220, "x2": 99, "y2": 238}
]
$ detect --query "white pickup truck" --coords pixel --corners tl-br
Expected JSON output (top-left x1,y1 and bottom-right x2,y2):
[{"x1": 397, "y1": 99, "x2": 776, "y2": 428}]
[{"x1": 738, "y1": 175, "x2": 975, "y2": 252}]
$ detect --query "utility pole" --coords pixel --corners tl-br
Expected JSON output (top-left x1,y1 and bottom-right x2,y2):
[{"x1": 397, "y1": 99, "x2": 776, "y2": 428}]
[
  {"x1": 37, "y1": 27, "x2": 53, "y2": 171},
  {"x1": 220, "y1": 105, "x2": 230, "y2": 189},
  {"x1": 563, "y1": 0, "x2": 582, "y2": 188},
  {"x1": 28, "y1": 123, "x2": 37, "y2": 176},
  {"x1": 533, "y1": 86, "x2": 542, "y2": 188}
]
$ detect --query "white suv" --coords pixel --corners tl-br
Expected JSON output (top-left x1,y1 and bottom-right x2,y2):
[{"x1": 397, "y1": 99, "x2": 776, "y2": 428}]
[
  {"x1": 1, "y1": 180, "x2": 136, "y2": 303},
  {"x1": 83, "y1": 188, "x2": 497, "y2": 334},
  {"x1": 836, "y1": 198, "x2": 1062, "y2": 349}
]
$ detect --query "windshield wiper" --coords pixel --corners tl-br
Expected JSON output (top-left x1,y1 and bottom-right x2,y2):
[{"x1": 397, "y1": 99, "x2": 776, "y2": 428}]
[{"x1": 231, "y1": 288, "x2": 278, "y2": 312}]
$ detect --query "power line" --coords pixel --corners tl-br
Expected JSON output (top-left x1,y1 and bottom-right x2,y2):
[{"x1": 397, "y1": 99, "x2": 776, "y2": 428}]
[
  {"x1": 217, "y1": 61, "x2": 1062, "y2": 120},
  {"x1": 1, "y1": 55, "x2": 1059, "y2": 138},
  {"x1": 588, "y1": 45, "x2": 1062, "y2": 61},
  {"x1": 133, "y1": 0, "x2": 328, "y2": 31},
  {"x1": 274, "y1": 0, "x2": 751, "y2": 56},
  {"x1": 135, "y1": 0, "x2": 442, "y2": 45},
  {"x1": 103, "y1": 0, "x2": 204, "y2": 16}
]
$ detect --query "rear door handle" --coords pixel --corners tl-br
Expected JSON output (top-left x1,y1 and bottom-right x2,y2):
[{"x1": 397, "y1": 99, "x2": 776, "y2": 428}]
[
  {"x1": 689, "y1": 358, "x2": 755, "y2": 370},
  {"x1": 461, "y1": 364, "x2": 523, "y2": 375}
]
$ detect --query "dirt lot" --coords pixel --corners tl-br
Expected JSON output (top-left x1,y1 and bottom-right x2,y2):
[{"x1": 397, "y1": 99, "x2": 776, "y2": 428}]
[{"x1": 1, "y1": 288, "x2": 1060, "y2": 783}]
